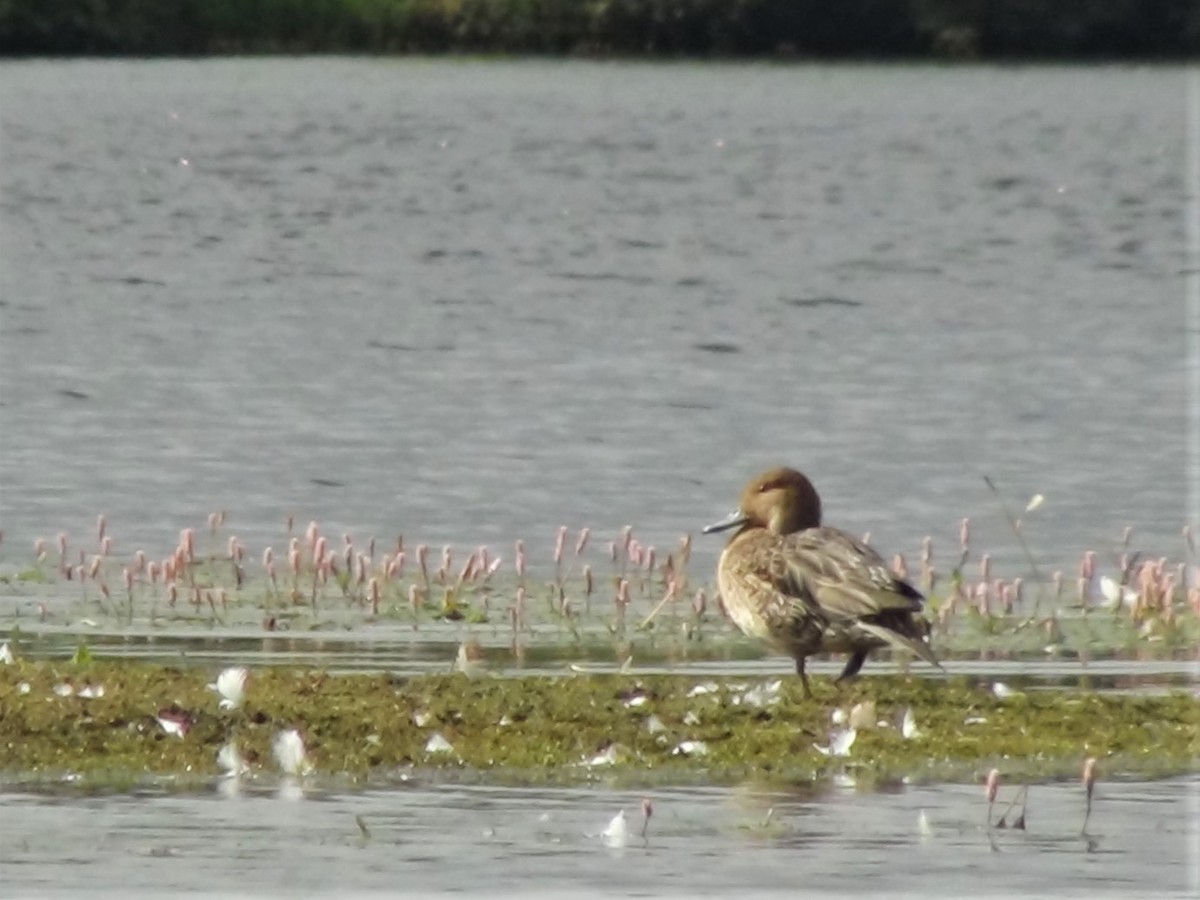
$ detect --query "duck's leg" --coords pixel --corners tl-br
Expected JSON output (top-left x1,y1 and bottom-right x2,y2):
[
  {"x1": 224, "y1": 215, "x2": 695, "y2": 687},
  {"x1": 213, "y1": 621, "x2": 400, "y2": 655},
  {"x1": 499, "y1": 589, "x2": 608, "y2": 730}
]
[
  {"x1": 834, "y1": 650, "x2": 867, "y2": 685},
  {"x1": 795, "y1": 656, "x2": 813, "y2": 699}
]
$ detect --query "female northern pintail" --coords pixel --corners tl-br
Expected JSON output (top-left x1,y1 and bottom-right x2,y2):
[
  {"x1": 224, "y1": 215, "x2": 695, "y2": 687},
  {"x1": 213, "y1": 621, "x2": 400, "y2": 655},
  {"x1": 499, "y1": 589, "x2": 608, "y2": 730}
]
[{"x1": 704, "y1": 467, "x2": 940, "y2": 697}]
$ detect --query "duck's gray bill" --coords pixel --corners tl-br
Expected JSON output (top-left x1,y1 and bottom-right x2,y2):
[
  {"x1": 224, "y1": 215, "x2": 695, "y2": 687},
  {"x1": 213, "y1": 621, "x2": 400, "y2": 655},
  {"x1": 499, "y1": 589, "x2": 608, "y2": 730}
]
[{"x1": 702, "y1": 510, "x2": 748, "y2": 534}]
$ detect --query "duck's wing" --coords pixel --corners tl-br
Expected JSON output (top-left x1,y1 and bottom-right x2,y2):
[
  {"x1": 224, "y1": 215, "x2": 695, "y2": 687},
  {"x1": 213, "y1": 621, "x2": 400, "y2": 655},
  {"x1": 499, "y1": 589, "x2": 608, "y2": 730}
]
[{"x1": 772, "y1": 527, "x2": 925, "y2": 622}]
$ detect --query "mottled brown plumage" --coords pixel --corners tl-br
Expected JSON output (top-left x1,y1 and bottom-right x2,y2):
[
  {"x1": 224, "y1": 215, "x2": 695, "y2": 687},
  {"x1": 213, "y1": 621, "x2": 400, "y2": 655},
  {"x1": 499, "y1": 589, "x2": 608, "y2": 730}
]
[{"x1": 704, "y1": 467, "x2": 940, "y2": 697}]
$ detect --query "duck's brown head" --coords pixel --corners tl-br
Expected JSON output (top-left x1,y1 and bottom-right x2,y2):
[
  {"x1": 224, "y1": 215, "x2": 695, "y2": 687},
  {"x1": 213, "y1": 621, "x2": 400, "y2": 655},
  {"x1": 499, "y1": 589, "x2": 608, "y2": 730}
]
[{"x1": 703, "y1": 467, "x2": 823, "y2": 537}]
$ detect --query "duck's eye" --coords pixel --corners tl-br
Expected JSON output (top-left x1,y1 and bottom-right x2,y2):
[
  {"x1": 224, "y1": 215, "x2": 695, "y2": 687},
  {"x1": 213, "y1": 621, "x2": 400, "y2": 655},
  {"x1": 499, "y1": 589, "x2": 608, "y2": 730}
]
[{"x1": 757, "y1": 481, "x2": 774, "y2": 493}]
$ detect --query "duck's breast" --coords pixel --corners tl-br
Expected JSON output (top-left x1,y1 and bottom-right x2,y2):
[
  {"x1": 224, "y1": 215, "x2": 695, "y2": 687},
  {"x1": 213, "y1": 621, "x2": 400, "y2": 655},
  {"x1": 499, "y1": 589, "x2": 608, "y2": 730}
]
[{"x1": 717, "y1": 547, "x2": 773, "y2": 640}]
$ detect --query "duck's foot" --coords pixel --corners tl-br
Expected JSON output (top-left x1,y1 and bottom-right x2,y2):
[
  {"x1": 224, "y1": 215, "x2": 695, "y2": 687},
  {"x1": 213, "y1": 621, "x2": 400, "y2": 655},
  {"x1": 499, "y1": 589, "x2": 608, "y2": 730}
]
[{"x1": 833, "y1": 650, "x2": 868, "y2": 686}]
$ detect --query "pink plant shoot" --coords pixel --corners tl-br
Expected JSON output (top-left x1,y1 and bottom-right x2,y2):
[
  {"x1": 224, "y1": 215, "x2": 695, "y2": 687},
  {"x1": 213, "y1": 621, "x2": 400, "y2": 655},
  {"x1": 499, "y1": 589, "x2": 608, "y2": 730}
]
[
  {"x1": 417, "y1": 544, "x2": 430, "y2": 583},
  {"x1": 617, "y1": 579, "x2": 631, "y2": 607}
]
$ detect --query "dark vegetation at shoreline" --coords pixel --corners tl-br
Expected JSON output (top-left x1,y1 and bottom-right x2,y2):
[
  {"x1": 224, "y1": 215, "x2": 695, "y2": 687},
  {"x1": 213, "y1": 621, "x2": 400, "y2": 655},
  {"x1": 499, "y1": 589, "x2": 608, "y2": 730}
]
[{"x1": 1, "y1": 0, "x2": 1197, "y2": 58}]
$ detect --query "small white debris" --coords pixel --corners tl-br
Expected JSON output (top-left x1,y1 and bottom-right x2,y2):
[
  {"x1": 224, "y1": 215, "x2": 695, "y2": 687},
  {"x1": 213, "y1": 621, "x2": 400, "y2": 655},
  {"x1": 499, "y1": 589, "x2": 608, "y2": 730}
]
[
  {"x1": 77, "y1": 683, "x2": 105, "y2": 700},
  {"x1": 992, "y1": 682, "x2": 1019, "y2": 700},
  {"x1": 217, "y1": 740, "x2": 250, "y2": 777},
  {"x1": 601, "y1": 809, "x2": 628, "y2": 848},
  {"x1": 157, "y1": 715, "x2": 188, "y2": 738},
  {"x1": 0, "y1": 642, "x2": 13, "y2": 664},
  {"x1": 497, "y1": 714, "x2": 512, "y2": 727},
  {"x1": 18, "y1": 681, "x2": 31, "y2": 695},
  {"x1": 424, "y1": 732, "x2": 455, "y2": 755},
  {"x1": 687, "y1": 682, "x2": 719, "y2": 698},
  {"x1": 901, "y1": 707, "x2": 922, "y2": 740},
  {"x1": 622, "y1": 692, "x2": 648, "y2": 708},
  {"x1": 53, "y1": 683, "x2": 74, "y2": 698},
  {"x1": 585, "y1": 743, "x2": 622, "y2": 767},
  {"x1": 454, "y1": 640, "x2": 486, "y2": 678},
  {"x1": 273, "y1": 729, "x2": 312, "y2": 776},
  {"x1": 831, "y1": 708, "x2": 848, "y2": 726},
  {"x1": 814, "y1": 728, "x2": 857, "y2": 758},
  {"x1": 737, "y1": 680, "x2": 783, "y2": 708},
  {"x1": 412, "y1": 710, "x2": 433, "y2": 727},
  {"x1": 673, "y1": 740, "x2": 708, "y2": 757},
  {"x1": 1025, "y1": 494, "x2": 1044, "y2": 512},
  {"x1": 964, "y1": 716, "x2": 988, "y2": 726},
  {"x1": 1099, "y1": 575, "x2": 1137, "y2": 608},
  {"x1": 207, "y1": 666, "x2": 248, "y2": 710},
  {"x1": 683, "y1": 710, "x2": 701, "y2": 726},
  {"x1": 644, "y1": 714, "x2": 667, "y2": 735},
  {"x1": 848, "y1": 701, "x2": 876, "y2": 730}
]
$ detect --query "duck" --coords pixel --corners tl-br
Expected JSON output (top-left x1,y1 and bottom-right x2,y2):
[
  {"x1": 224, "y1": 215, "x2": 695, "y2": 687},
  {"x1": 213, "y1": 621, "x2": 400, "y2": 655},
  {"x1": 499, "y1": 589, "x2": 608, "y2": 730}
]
[{"x1": 703, "y1": 466, "x2": 940, "y2": 698}]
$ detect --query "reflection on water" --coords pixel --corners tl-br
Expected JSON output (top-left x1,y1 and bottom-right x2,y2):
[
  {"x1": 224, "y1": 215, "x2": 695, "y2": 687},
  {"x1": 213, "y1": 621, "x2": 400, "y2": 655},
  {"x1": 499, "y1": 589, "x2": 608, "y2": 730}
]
[{"x1": 0, "y1": 776, "x2": 1194, "y2": 894}]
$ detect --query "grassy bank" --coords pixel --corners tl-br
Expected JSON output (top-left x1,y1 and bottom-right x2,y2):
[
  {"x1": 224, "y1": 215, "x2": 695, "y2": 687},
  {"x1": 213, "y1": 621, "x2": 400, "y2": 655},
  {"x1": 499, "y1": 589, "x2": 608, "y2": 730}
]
[
  {"x1": 1, "y1": 659, "x2": 1196, "y2": 784},
  {"x1": 1, "y1": 0, "x2": 1197, "y2": 58}
]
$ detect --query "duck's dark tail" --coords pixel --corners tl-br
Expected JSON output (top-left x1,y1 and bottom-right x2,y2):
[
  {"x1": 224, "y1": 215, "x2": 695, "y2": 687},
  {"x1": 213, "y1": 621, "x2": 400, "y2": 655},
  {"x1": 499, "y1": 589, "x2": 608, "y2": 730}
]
[{"x1": 857, "y1": 620, "x2": 943, "y2": 669}]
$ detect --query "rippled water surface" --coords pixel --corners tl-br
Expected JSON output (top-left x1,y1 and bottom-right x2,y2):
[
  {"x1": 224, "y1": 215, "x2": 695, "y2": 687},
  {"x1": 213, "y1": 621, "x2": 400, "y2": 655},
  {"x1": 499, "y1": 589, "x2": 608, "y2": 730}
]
[
  {"x1": 1, "y1": 776, "x2": 1196, "y2": 896},
  {"x1": 0, "y1": 60, "x2": 1193, "y2": 581}
]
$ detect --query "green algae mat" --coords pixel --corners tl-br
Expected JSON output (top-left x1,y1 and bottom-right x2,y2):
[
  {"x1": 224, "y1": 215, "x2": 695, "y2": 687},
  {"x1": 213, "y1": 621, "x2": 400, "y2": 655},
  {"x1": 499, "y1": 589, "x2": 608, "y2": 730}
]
[{"x1": 1, "y1": 661, "x2": 1196, "y2": 784}]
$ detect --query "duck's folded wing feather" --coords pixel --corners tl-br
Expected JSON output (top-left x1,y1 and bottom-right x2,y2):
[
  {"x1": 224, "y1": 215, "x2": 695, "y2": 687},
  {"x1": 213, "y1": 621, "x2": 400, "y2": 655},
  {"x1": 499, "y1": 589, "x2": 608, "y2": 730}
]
[{"x1": 773, "y1": 528, "x2": 925, "y2": 621}]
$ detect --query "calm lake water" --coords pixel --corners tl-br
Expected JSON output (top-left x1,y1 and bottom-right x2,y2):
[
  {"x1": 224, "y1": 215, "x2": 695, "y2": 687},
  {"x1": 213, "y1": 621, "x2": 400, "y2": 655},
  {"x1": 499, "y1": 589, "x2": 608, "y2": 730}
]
[{"x1": 0, "y1": 60, "x2": 1194, "y2": 586}]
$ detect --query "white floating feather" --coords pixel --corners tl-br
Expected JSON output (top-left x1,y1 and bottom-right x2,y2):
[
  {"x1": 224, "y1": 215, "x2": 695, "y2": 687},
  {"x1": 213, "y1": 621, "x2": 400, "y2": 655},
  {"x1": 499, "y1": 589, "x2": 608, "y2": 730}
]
[
  {"x1": 814, "y1": 728, "x2": 856, "y2": 757},
  {"x1": 208, "y1": 666, "x2": 248, "y2": 711},
  {"x1": 601, "y1": 810, "x2": 628, "y2": 848}
]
